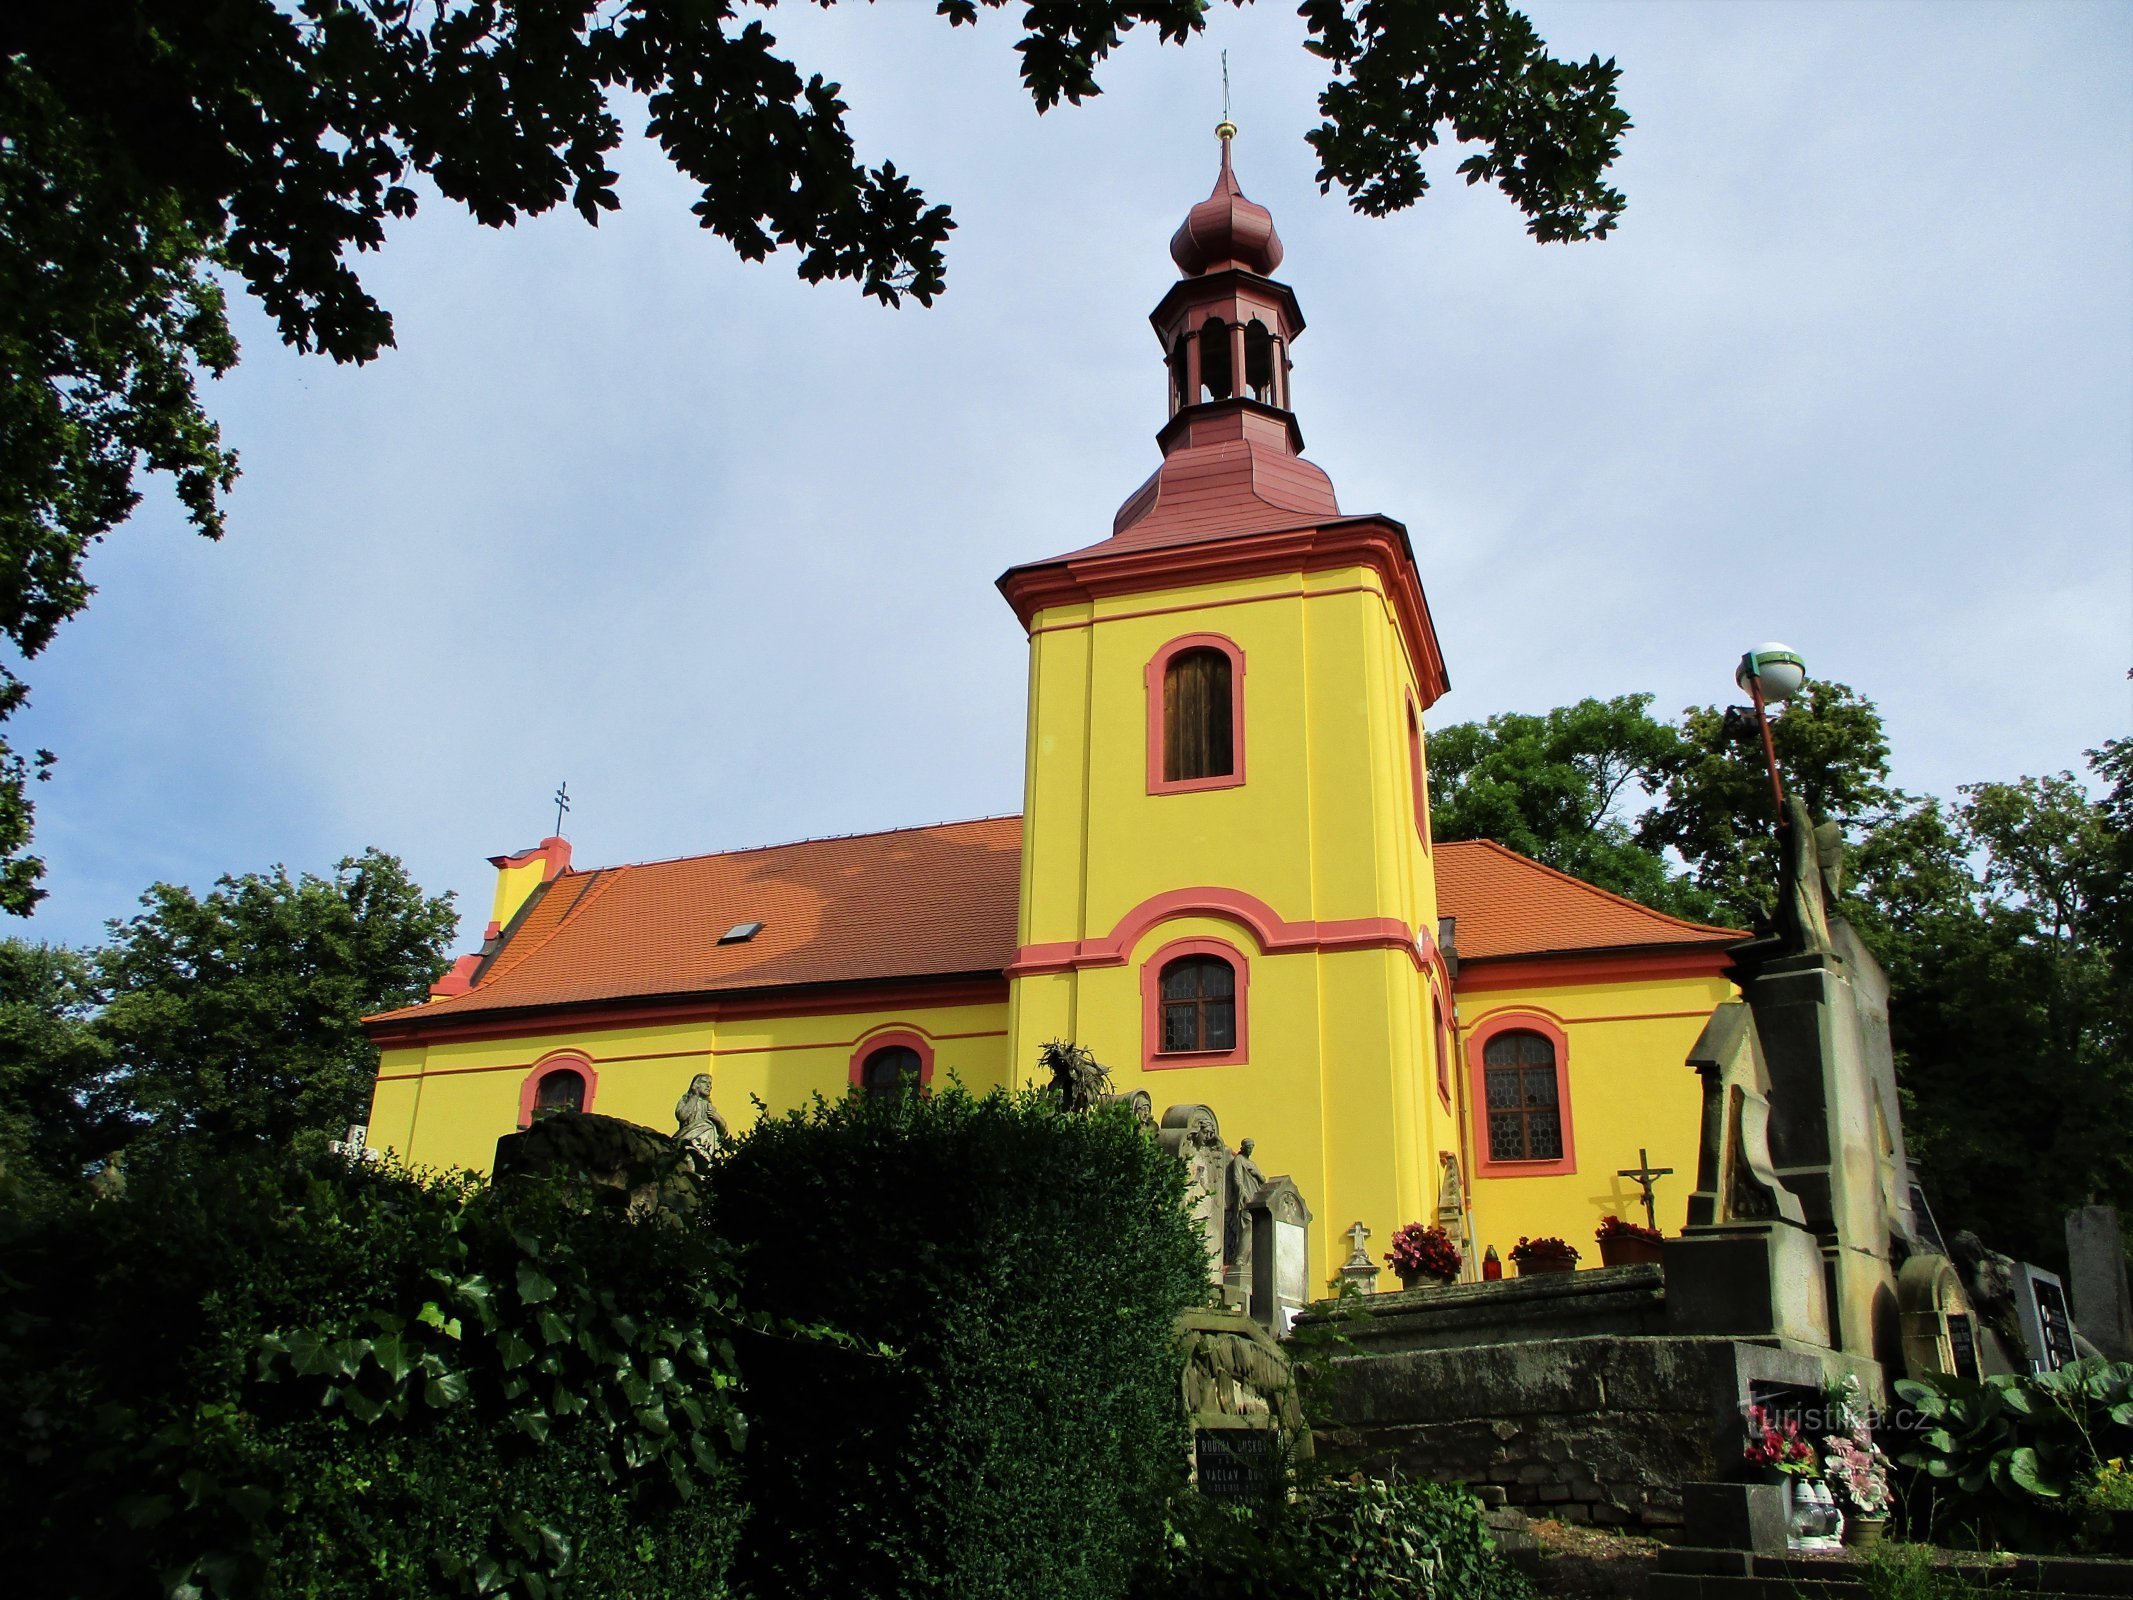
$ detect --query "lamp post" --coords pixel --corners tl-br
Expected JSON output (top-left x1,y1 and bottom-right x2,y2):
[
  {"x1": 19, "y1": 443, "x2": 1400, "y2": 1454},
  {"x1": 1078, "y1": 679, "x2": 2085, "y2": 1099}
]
[{"x1": 1734, "y1": 644, "x2": 1807, "y2": 823}]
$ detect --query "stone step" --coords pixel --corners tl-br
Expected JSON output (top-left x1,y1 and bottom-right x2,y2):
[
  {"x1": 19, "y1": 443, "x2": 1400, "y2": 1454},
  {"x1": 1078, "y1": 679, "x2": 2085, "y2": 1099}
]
[{"x1": 1654, "y1": 1547, "x2": 2133, "y2": 1600}]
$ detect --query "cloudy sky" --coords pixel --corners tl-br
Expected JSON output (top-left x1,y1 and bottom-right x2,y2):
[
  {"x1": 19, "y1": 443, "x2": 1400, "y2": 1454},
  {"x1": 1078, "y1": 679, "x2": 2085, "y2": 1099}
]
[{"x1": 17, "y1": 0, "x2": 2132, "y2": 950}]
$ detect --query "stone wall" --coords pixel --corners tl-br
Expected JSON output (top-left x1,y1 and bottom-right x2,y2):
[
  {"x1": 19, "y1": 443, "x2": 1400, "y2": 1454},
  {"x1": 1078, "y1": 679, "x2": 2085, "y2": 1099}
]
[{"x1": 1292, "y1": 1269, "x2": 1833, "y2": 1538}]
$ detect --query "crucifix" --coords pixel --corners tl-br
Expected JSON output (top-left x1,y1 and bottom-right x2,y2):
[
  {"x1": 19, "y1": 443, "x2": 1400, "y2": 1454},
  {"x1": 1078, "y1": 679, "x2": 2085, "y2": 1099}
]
[
  {"x1": 1617, "y1": 1147, "x2": 1674, "y2": 1232},
  {"x1": 1343, "y1": 1219, "x2": 1371, "y2": 1267},
  {"x1": 553, "y1": 780, "x2": 571, "y2": 837}
]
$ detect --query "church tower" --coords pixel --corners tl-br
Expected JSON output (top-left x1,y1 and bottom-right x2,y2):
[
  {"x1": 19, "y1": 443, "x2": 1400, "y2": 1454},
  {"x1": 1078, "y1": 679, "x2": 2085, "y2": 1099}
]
[{"x1": 998, "y1": 128, "x2": 1458, "y2": 1279}]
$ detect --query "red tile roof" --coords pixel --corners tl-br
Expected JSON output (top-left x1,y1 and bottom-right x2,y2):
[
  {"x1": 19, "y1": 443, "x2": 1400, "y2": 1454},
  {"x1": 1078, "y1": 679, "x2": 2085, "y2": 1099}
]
[
  {"x1": 1432, "y1": 839, "x2": 1741, "y2": 962},
  {"x1": 368, "y1": 821, "x2": 1737, "y2": 1030}
]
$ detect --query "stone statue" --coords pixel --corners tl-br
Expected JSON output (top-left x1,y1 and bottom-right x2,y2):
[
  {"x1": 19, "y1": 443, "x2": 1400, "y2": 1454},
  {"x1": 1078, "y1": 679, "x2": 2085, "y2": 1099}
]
[
  {"x1": 673, "y1": 1072, "x2": 729, "y2": 1163},
  {"x1": 1774, "y1": 794, "x2": 1841, "y2": 956},
  {"x1": 1224, "y1": 1138, "x2": 1266, "y2": 1266}
]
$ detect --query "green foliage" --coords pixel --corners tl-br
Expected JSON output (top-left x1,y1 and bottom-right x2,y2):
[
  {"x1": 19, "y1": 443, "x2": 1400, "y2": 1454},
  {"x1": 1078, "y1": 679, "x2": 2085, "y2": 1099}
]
[
  {"x1": 1426, "y1": 693, "x2": 1713, "y2": 919},
  {"x1": 714, "y1": 1083, "x2": 1208, "y2": 1599},
  {"x1": 1856, "y1": 1543, "x2": 1994, "y2": 1600},
  {"x1": 0, "y1": 939, "x2": 116, "y2": 1203},
  {"x1": 1427, "y1": 683, "x2": 2129, "y2": 1268},
  {"x1": 1642, "y1": 678, "x2": 1899, "y2": 928},
  {"x1": 101, "y1": 848, "x2": 455, "y2": 1152},
  {"x1": 1144, "y1": 1472, "x2": 1533, "y2": 1600},
  {"x1": 0, "y1": 1145, "x2": 746, "y2": 1599},
  {"x1": 0, "y1": 2, "x2": 1626, "y2": 902},
  {"x1": 1894, "y1": 1358, "x2": 2133, "y2": 1548}
]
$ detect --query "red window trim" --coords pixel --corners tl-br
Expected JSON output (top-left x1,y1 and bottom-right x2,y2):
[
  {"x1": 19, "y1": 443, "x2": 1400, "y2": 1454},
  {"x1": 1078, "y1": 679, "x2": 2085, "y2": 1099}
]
[
  {"x1": 1141, "y1": 936, "x2": 1250, "y2": 1070},
  {"x1": 517, "y1": 1052, "x2": 599, "y2": 1129},
  {"x1": 1467, "y1": 1012, "x2": 1576, "y2": 1177},
  {"x1": 1429, "y1": 985, "x2": 1453, "y2": 1109},
  {"x1": 1145, "y1": 633, "x2": 1247, "y2": 795},
  {"x1": 1406, "y1": 694, "x2": 1431, "y2": 849},
  {"x1": 848, "y1": 1028, "x2": 937, "y2": 1093}
]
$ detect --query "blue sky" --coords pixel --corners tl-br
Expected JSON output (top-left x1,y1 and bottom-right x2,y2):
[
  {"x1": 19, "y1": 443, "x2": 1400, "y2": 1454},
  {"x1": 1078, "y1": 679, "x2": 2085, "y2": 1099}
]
[{"x1": 17, "y1": 0, "x2": 2132, "y2": 950}]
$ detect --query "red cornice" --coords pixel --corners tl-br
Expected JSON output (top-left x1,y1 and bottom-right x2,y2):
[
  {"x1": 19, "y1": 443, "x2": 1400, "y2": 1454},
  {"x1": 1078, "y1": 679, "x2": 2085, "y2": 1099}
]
[
  {"x1": 1008, "y1": 885, "x2": 1420, "y2": 977},
  {"x1": 365, "y1": 974, "x2": 1008, "y2": 1049},
  {"x1": 997, "y1": 516, "x2": 1449, "y2": 710},
  {"x1": 1453, "y1": 946, "x2": 1736, "y2": 994}
]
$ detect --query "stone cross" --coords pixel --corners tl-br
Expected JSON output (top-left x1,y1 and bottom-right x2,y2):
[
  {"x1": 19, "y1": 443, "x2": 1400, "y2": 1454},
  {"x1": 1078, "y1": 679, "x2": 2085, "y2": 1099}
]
[
  {"x1": 1343, "y1": 1220, "x2": 1371, "y2": 1267},
  {"x1": 1617, "y1": 1147, "x2": 1674, "y2": 1232}
]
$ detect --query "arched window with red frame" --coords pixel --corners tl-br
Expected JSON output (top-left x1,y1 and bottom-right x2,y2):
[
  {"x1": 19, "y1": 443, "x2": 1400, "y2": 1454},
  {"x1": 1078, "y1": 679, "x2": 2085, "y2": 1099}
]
[
  {"x1": 517, "y1": 1054, "x2": 600, "y2": 1129},
  {"x1": 1467, "y1": 1014, "x2": 1576, "y2": 1176},
  {"x1": 1146, "y1": 635, "x2": 1246, "y2": 795},
  {"x1": 848, "y1": 1029, "x2": 936, "y2": 1101},
  {"x1": 1141, "y1": 937, "x2": 1249, "y2": 1069}
]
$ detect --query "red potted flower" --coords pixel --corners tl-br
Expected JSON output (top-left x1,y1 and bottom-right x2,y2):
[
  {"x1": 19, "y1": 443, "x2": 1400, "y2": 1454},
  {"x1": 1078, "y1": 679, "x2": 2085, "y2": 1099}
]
[
  {"x1": 1508, "y1": 1235, "x2": 1580, "y2": 1276},
  {"x1": 1595, "y1": 1214, "x2": 1665, "y2": 1267},
  {"x1": 1384, "y1": 1223, "x2": 1462, "y2": 1290}
]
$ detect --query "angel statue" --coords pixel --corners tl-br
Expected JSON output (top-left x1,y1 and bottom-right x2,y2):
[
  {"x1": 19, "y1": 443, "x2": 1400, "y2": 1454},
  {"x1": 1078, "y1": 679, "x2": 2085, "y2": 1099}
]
[{"x1": 673, "y1": 1073, "x2": 730, "y2": 1165}]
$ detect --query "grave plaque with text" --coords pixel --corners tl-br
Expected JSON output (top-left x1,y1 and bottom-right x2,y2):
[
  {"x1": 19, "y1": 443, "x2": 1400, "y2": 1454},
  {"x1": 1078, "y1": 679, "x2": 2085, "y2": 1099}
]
[{"x1": 1194, "y1": 1429, "x2": 1274, "y2": 1503}]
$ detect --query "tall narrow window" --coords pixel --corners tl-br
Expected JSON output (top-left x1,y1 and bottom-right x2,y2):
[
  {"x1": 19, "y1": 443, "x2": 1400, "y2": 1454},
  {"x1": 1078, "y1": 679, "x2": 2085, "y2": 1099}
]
[
  {"x1": 1198, "y1": 315, "x2": 1233, "y2": 400},
  {"x1": 1407, "y1": 701, "x2": 1430, "y2": 845},
  {"x1": 1431, "y1": 994, "x2": 1451, "y2": 1104},
  {"x1": 1159, "y1": 956, "x2": 1237, "y2": 1054},
  {"x1": 1164, "y1": 648, "x2": 1233, "y2": 783},
  {"x1": 861, "y1": 1045, "x2": 923, "y2": 1102},
  {"x1": 533, "y1": 1068, "x2": 586, "y2": 1119},
  {"x1": 1169, "y1": 331, "x2": 1191, "y2": 412},
  {"x1": 1244, "y1": 319, "x2": 1276, "y2": 403},
  {"x1": 1483, "y1": 1031, "x2": 1562, "y2": 1162}
]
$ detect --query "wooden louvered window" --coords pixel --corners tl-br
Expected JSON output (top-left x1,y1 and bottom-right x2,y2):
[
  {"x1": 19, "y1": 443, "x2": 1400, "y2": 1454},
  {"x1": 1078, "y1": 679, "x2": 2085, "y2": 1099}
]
[
  {"x1": 862, "y1": 1045, "x2": 923, "y2": 1102},
  {"x1": 1164, "y1": 648, "x2": 1234, "y2": 783},
  {"x1": 1483, "y1": 1031, "x2": 1562, "y2": 1162},
  {"x1": 1159, "y1": 956, "x2": 1237, "y2": 1054}
]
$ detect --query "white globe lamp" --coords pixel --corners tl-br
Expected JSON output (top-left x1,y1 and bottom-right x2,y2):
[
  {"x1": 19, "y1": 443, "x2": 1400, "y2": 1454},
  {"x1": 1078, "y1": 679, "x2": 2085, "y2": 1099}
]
[{"x1": 1736, "y1": 644, "x2": 1807, "y2": 704}]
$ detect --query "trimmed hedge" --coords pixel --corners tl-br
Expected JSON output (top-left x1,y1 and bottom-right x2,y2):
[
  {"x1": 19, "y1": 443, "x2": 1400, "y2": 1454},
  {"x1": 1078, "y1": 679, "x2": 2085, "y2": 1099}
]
[
  {"x1": 714, "y1": 1084, "x2": 1209, "y2": 1600},
  {"x1": 0, "y1": 1148, "x2": 747, "y2": 1599},
  {"x1": 1147, "y1": 1472, "x2": 1535, "y2": 1600}
]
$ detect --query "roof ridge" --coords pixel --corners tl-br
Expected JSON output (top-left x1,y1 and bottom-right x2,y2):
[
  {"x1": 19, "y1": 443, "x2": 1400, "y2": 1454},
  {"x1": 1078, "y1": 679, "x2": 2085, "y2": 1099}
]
[
  {"x1": 473, "y1": 865, "x2": 633, "y2": 993},
  {"x1": 562, "y1": 812, "x2": 1024, "y2": 876},
  {"x1": 1455, "y1": 837, "x2": 1743, "y2": 940}
]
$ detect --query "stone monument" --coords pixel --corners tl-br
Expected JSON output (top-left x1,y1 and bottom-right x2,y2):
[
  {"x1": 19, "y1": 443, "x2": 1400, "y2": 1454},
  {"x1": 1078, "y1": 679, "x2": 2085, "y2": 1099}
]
[
  {"x1": 1222, "y1": 1137, "x2": 1267, "y2": 1311},
  {"x1": 2066, "y1": 1205, "x2": 2133, "y2": 1364},
  {"x1": 672, "y1": 1072, "x2": 729, "y2": 1167},
  {"x1": 1664, "y1": 796, "x2": 1920, "y2": 1368},
  {"x1": 1247, "y1": 1174, "x2": 1312, "y2": 1334},
  {"x1": 1158, "y1": 1104, "x2": 1229, "y2": 1293}
]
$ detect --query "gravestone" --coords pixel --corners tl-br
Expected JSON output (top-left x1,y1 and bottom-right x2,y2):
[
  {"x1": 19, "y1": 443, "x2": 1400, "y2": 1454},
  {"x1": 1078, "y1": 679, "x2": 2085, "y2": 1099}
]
[
  {"x1": 1247, "y1": 1175, "x2": 1312, "y2": 1334},
  {"x1": 1338, "y1": 1221, "x2": 1380, "y2": 1295},
  {"x1": 1177, "y1": 1304, "x2": 1309, "y2": 1500},
  {"x1": 1897, "y1": 1253, "x2": 1982, "y2": 1380},
  {"x1": 1223, "y1": 1137, "x2": 1268, "y2": 1312},
  {"x1": 2012, "y1": 1263, "x2": 2079, "y2": 1372},
  {"x1": 1666, "y1": 796, "x2": 1922, "y2": 1366},
  {"x1": 2066, "y1": 1206, "x2": 2133, "y2": 1363},
  {"x1": 1437, "y1": 1152, "x2": 1473, "y2": 1280},
  {"x1": 1158, "y1": 1105, "x2": 1229, "y2": 1294}
]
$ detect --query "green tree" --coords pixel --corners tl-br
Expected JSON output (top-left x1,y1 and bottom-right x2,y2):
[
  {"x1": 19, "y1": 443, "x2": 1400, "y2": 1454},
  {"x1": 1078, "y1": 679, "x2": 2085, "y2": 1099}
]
[
  {"x1": 0, "y1": 939, "x2": 116, "y2": 1203},
  {"x1": 1640, "y1": 679, "x2": 1901, "y2": 928},
  {"x1": 1426, "y1": 693, "x2": 1714, "y2": 918},
  {"x1": 97, "y1": 849, "x2": 456, "y2": 1152},
  {"x1": 0, "y1": 1, "x2": 1629, "y2": 910}
]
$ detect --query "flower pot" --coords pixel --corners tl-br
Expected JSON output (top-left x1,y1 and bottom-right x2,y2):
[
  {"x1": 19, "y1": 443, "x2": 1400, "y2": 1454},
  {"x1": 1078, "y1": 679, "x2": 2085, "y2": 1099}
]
[
  {"x1": 1598, "y1": 1235, "x2": 1664, "y2": 1267},
  {"x1": 1844, "y1": 1515, "x2": 1888, "y2": 1550},
  {"x1": 1515, "y1": 1256, "x2": 1576, "y2": 1276},
  {"x1": 1398, "y1": 1272, "x2": 1456, "y2": 1292}
]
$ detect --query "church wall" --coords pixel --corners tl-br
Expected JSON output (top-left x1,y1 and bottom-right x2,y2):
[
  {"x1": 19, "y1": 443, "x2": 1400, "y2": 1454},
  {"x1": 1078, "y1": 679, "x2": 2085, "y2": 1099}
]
[
  {"x1": 1010, "y1": 556, "x2": 1452, "y2": 1292},
  {"x1": 1458, "y1": 974, "x2": 1734, "y2": 1265},
  {"x1": 366, "y1": 996, "x2": 1011, "y2": 1175}
]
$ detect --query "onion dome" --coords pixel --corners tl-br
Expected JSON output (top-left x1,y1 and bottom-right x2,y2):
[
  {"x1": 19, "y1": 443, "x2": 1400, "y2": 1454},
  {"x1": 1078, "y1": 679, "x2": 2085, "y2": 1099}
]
[{"x1": 1169, "y1": 124, "x2": 1284, "y2": 277}]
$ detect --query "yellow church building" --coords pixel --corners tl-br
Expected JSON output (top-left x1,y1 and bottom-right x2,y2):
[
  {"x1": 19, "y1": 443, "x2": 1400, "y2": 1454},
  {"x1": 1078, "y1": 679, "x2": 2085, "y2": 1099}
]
[{"x1": 364, "y1": 134, "x2": 1741, "y2": 1288}]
